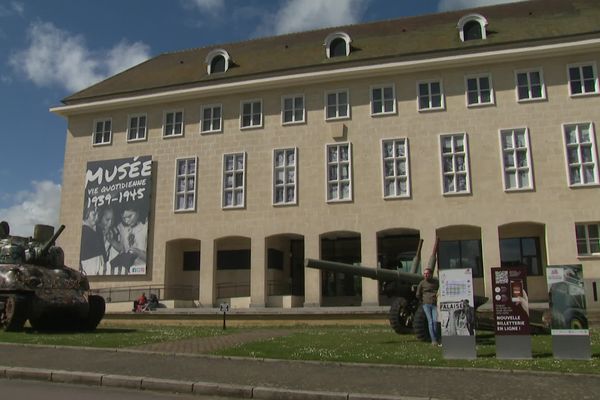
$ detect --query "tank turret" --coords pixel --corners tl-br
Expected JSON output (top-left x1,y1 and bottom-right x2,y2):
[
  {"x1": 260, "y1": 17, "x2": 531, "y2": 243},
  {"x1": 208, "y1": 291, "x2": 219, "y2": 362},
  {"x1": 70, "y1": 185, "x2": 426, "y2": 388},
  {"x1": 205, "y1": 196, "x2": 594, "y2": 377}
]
[{"x1": 0, "y1": 221, "x2": 105, "y2": 332}]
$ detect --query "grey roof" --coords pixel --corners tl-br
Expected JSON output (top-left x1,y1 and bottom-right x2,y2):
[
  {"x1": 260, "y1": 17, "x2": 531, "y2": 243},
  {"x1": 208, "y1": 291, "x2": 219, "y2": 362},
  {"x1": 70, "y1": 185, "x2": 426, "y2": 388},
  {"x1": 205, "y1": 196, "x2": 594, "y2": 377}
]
[{"x1": 62, "y1": 0, "x2": 600, "y2": 105}]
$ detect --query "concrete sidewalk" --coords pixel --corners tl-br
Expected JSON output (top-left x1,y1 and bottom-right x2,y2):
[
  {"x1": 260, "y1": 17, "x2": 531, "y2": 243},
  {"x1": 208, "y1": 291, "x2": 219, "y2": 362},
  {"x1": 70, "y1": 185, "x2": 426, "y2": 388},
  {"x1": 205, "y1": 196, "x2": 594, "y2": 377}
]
[{"x1": 0, "y1": 334, "x2": 599, "y2": 400}]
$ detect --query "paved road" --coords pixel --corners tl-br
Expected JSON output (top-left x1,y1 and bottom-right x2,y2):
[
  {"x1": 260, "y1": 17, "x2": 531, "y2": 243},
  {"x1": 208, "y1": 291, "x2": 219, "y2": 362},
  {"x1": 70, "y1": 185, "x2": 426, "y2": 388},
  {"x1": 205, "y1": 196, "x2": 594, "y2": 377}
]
[{"x1": 1, "y1": 341, "x2": 599, "y2": 400}]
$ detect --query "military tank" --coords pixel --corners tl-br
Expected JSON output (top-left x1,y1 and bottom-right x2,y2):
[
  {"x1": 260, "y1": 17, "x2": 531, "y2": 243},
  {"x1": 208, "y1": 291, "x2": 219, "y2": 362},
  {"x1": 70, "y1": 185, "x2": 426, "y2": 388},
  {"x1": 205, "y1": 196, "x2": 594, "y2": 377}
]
[{"x1": 0, "y1": 221, "x2": 105, "y2": 331}]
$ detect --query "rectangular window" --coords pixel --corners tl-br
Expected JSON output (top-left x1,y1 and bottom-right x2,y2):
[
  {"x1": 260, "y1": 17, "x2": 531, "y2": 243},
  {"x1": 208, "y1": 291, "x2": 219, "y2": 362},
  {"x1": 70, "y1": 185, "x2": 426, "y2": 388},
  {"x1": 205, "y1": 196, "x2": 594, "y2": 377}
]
[
  {"x1": 515, "y1": 69, "x2": 546, "y2": 101},
  {"x1": 417, "y1": 80, "x2": 444, "y2": 111},
  {"x1": 92, "y1": 119, "x2": 112, "y2": 145},
  {"x1": 382, "y1": 138, "x2": 409, "y2": 198},
  {"x1": 240, "y1": 100, "x2": 262, "y2": 129},
  {"x1": 371, "y1": 85, "x2": 395, "y2": 115},
  {"x1": 325, "y1": 89, "x2": 349, "y2": 120},
  {"x1": 500, "y1": 237, "x2": 543, "y2": 276},
  {"x1": 223, "y1": 153, "x2": 245, "y2": 208},
  {"x1": 500, "y1": 128, "x2": 533, "y2": 191},
  {"x1": 281, "y1": 95, "x2": 305, "y2": 124},
  {"x1": 273, "y1": 148, "x2": 297, "y2": 205},
  {"x1": 568, "y1": 62, "x2": 599, "y2": 96},
  {"x1": 563, "y1": 123, "x2": 599, "y2": 186},
  {"x1": 216, "y1": 250, "x2": 251, "y2": 270},
  {"x1": 127, "y1": 114, "x2": 147, "y2": 142},
  {"x1": 163, "y1": 111, "x2": 183, "y2": 137},
  {"x1": 465, "y1": 74, "x2": 493, "y2": 106},
  {"x1": 183, "y1": 251, "x2": 200, "y2": 271},
  {"x1": 438, "y1": 240, "x2": 483, "y2": 278},
  {"x1": 174, "y1": 157, "x2": 197, "y2": 212},
  {"x1": 440, "y1": 134, "x2": 470, "y2": 194},
  {"x1": 575, "y1": 223, "x2": 600, "y2": 256},
  {"x1": 201, "y1": 104, "x2": 222, "y2": 133},
  {"x1": 326, "y1": 143, "x2": 352, "y2": 201}
]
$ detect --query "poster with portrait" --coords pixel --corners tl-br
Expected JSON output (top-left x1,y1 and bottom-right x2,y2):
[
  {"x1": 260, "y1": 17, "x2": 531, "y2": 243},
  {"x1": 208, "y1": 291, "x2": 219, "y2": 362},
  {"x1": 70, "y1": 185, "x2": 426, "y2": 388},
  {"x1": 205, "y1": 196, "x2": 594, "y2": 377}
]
[
  {"x1": 439, "y1": 268, "x2": 475, "y2": 337},
  {"x1": 491, "y1": 267, "x2": 530, "y2": 335},
  {"x1": 546, "y1": 265, "x2": 589, "y2": 334},
  {"x1": 79, "y1": 156, "x2": 152, "y2": 276}
]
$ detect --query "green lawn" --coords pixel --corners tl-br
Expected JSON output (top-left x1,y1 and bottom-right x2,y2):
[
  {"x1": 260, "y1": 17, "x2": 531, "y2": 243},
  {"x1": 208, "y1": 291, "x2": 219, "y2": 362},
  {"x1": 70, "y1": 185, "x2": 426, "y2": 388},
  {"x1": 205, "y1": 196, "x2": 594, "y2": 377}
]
[
  {"x1": 0, "y1": 325, "x2": 231, "y2": 348},
  {"x1": 0, "y1": 324, "x2": 598, "y2": 374},
  {"x1": 214, "y1": 325, "x2": 600, "y2": 374}
]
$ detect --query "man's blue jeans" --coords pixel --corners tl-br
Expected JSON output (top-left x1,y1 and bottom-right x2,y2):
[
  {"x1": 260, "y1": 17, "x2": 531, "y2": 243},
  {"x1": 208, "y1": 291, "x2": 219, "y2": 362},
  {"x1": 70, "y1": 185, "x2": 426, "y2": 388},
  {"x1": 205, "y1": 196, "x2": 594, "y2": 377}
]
[{"x1": 423, "y1": 304, "x2": 439, "y2": 343}]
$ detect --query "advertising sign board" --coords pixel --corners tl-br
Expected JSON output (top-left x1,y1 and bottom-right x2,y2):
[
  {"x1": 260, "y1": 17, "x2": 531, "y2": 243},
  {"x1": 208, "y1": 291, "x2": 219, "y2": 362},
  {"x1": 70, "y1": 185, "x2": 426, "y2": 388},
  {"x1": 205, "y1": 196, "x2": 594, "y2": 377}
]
[
  {"x1": 546, "y1": 264, "x2": 590, "y2": 359},
  {"x1": 491, "y1": 267, "x2": 531, "y2": 358},
  {"x1": 439, "y1": 268, "x2": 476, "y2": 359}
]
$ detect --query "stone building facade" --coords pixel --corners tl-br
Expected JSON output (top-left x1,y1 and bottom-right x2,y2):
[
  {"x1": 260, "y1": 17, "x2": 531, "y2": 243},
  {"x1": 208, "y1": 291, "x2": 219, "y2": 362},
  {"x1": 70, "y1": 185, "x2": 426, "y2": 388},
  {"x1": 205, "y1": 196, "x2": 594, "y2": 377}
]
[{"x1": 52, "y1": 0, "x2": 600, "y2": 310}]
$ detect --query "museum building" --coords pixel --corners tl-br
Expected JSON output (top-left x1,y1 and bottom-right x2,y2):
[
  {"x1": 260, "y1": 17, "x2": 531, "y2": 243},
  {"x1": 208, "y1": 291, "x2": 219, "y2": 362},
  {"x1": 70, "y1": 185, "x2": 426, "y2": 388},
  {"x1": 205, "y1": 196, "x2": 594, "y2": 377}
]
[{"x1": 51, "y1": 0, "x2": 600, "y2": 310}]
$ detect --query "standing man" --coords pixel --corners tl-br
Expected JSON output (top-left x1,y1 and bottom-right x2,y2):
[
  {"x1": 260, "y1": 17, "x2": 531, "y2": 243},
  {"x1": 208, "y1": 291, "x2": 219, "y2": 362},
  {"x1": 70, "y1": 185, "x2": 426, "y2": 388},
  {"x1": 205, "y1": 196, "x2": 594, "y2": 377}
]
[{"x1": 416, "y1": 268, "x2": 440, "y2": 346}]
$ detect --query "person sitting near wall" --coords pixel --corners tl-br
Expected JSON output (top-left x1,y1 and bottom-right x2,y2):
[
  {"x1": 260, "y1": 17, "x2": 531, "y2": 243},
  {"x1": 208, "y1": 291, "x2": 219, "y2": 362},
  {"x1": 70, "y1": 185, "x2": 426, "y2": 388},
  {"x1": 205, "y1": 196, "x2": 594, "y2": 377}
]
[{"x1": 132, "y1": 292, "x2": 147, "y2": 312}]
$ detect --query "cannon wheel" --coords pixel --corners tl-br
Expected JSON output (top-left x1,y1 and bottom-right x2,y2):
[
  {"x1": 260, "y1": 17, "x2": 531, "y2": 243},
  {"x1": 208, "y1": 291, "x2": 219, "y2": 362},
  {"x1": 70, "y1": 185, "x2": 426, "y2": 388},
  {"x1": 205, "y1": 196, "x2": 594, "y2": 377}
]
[
  {"x1": 1, "y1": 296, "x2": 29, "y2": 332},
  {"x1": 413, "y1": 304, "x2": 430, "y2": 342},
  {"x1": 81, "y1": 295, "x2": 105, "y2": 331},
  {"x1": 388, "y1": 297, "x2": 413, "y2": 334}
]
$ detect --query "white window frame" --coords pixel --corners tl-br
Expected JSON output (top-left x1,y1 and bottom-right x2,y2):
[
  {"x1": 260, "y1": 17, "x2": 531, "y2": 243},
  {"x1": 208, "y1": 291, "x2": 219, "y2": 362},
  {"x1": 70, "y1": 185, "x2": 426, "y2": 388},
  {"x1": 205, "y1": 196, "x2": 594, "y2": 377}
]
[
  {"x1": 325, "y1": 89, "x2": 350, "y2": 121},
  {"x1": 127, "y1": 114, "x2": 147, "y2": 142},
  {"x1": 200, "y1": 104, "x2": 223, "y2": 134},
  {"x1": 370, "y1": 84, "x2": 396, "y2": 116},
  {"x1": 324, "y1": 32, "x2": 351, "y2": 58},
  {"x1": 92, "y1": 118, "x2": 112, "y2": 146},
  {"x1": 439, "y1": 133, "x2": 471, "y2": 195},
  {"x1": 222, "y1": 152, "x2": 246, "y2": 209},
  {"x1": 240, "y1": 99, "x2": 263, "y2": 130},
  {"x1": 514, "y1": 68, "x2": 546, "y2": 102},
  {"x1": 381, "y1": 138, "x2": 410, "y2": 199},
  {"x1": 465, "y1": 74, "x2": 494, "y2": 107},
  {"x1": 575, "y1": 222, "x2": 600, "y2": 256},
  {"x1": 163, "y1": 110, "x2": 184, "y2": 138},
  {"x1": 205, "y1": 48, "x2": 231, "y2": 75},
  {"x1": 457, "y1": 14, "x2": 488, "y2": 42},
  {"x1": 273, "y1": 148, "x2": 298, "y2": 206},
  {"x1": 499, "y1": 128, "x2": 534, "y2": 191},
  {"x1": 281, "y1": 94, "x2": 305, "y2": 125},
  {"x1": 417, "y1": 80, "x2": 445, "y2": 112},
  {"x1": 173, "y1": 156, "x2": 197, "y2": 212},
  {"x1": 325, "y1": 142, "x2": 352, "y2": 202},
  {"x1": 567, "y1": 62, "x2": 599, "y2": 97},
  {"x1": 562, "y1": 122, "x2": 599, "y2": 187}
]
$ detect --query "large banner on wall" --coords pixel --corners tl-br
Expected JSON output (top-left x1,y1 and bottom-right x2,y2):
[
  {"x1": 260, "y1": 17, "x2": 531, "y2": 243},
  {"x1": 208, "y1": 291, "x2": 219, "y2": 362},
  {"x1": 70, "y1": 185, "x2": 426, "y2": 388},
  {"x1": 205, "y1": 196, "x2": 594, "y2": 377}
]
[{"x1": 79, "y1": 156, "x2": 152, "y2": 276}]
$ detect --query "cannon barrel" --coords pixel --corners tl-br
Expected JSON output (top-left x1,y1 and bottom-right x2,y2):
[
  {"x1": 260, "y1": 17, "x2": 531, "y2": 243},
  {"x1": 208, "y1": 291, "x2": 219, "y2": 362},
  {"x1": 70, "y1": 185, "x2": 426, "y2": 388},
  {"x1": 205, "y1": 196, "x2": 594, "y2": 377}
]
[
  {"x1": 40, "y1": 224, "x2": 65, "y2": 256},
  {"x1": 305, "y1": 258, "x2": 431, "y2": 286}
]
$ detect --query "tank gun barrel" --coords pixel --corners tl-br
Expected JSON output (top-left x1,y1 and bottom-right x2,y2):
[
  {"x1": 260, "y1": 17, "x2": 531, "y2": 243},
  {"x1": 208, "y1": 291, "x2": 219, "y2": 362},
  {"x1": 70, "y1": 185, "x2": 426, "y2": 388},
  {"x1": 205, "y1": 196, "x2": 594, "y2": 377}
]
[
  {"x1": 40, "y1": 224, "x2": 65, "y2": 256},
  {"x1": 305, "y1": 258, "x2": 431, "y2": 285}
]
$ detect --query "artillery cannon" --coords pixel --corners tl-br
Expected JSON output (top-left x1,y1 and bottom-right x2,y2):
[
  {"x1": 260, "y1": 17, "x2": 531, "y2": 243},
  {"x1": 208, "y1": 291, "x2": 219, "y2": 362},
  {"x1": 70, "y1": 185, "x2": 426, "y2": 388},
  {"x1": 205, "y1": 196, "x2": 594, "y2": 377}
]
[
  {"x1": 305, "y1": 241, "x2": 487, "y2": 341},
  {"x1": 0, "y1": 222, "x2": 105, "y2": 331}
]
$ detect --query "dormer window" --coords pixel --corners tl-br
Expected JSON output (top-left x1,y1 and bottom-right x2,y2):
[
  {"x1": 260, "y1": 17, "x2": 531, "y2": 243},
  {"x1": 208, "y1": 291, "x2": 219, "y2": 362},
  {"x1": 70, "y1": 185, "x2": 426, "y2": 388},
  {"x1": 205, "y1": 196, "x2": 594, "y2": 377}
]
[
  {"x1": 324, "y1": 32, "x2": 351, "y2": 58},
  {"x1": 205, "y1": 49, "x2": 231, "y2": 75},
  {"x1": 457, "y1": 14, "x2": 488, "y2": 42}
]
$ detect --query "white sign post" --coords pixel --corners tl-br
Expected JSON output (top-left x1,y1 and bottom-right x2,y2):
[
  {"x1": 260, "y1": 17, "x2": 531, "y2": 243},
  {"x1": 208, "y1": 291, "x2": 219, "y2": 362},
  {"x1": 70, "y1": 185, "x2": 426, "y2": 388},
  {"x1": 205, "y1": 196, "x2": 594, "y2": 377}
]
[{"x1": 439, "y1": 268, "x2": 476, "y2": 359}]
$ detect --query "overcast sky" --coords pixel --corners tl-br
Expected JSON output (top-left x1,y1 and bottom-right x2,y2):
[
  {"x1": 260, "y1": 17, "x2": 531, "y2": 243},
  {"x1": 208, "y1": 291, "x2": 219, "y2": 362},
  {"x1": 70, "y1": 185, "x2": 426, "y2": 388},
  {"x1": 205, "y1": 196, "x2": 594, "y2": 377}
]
[{"x1": 0, "y1": 0, "x2": 526, "y2": 236}]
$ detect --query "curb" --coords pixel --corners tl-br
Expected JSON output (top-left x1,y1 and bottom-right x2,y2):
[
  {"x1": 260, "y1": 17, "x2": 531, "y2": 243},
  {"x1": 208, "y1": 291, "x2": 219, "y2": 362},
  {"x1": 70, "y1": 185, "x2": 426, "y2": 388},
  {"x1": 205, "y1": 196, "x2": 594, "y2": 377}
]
[{"x1": 0, "y1": 365, "x2": 428, "y2": 400}]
